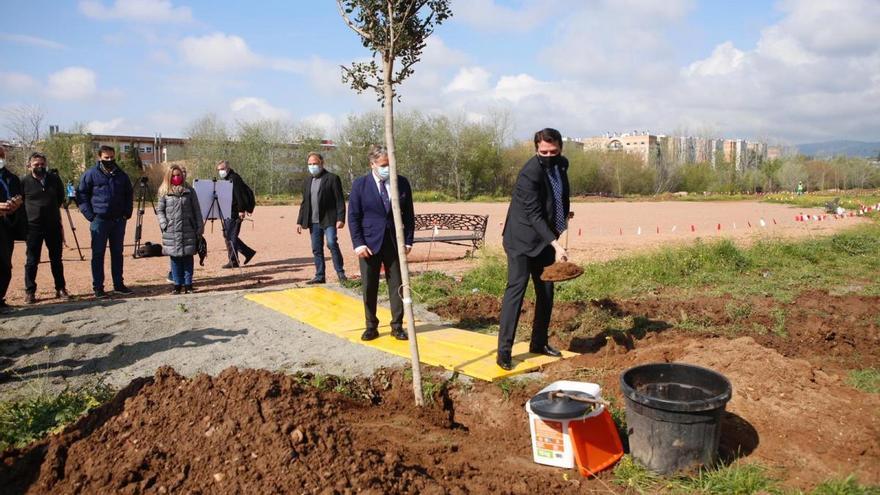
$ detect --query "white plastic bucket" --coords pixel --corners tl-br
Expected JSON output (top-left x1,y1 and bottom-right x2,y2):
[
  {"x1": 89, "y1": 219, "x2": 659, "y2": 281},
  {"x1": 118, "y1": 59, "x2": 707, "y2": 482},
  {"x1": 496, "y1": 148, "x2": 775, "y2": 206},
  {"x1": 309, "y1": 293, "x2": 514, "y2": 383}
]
[{"x1": 525, "y1": 380, "x2": 604, "y2": 469}]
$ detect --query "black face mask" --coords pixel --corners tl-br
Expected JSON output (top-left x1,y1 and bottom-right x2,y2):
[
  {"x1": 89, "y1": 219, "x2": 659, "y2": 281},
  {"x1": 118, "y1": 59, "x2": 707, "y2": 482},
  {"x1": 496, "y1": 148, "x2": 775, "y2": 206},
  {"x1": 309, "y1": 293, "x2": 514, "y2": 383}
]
[
  {"x1": 32, "y1": 166, "x2": 47, "y2": 178},
  {"x1": 537, "y1": 154, "x2": 561, "y2": 168},
  {"x1": 100, "y1": 159, "x2": 117, "y2": 169}
]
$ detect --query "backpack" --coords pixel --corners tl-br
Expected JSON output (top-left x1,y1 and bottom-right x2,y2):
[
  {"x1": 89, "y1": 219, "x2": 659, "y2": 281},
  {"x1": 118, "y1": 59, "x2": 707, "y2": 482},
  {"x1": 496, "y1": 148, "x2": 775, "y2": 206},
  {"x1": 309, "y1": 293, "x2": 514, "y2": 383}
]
[{"x1": 137, "y1": 241, "x2": 164, "y2": 258}]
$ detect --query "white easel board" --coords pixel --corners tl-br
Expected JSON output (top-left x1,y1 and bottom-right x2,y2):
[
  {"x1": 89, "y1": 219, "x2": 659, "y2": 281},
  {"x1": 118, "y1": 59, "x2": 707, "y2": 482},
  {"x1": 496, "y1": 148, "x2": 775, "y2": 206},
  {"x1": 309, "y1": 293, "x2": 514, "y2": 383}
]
[{"x1": 193, "y1": 179, "x2": 233, "y2": 220}]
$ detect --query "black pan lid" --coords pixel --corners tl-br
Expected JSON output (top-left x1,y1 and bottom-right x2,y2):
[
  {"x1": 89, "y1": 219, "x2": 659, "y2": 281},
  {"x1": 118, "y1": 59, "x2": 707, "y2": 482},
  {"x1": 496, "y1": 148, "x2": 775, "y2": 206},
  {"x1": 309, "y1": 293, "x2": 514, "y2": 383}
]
[{"x1": 529, "y1": 390, "x2": 595, "y2": 419}]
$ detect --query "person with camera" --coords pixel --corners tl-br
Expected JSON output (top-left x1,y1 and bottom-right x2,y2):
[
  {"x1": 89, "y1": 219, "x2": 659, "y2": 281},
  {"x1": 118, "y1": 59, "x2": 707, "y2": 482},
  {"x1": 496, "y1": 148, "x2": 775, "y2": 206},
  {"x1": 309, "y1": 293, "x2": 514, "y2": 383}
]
[
  {"x1": 20, "y1": 152, "x2": 70, "y2": 304},
  {"x1": 0, "y1": 147, "x2": 23, "y2": 312},
  {"x1": 77, "y1": 145, "x2": 134, "y2": 298},
  {"x1": 296, "y1": 152, "x2": 347, "y2": 284},
  {"x1": 216, "y1": 160, "x2": 256, "y2": 268},
  {"x1": 156, "y1": 164, "x2": 203, "y2": 294}
]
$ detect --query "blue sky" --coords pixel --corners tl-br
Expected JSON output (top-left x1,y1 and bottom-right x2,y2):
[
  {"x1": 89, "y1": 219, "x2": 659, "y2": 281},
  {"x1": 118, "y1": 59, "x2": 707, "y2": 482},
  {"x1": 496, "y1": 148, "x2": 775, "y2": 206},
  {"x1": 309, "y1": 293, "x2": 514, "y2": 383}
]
[{"x1": 1, "y1": 0, "x2": 878, "y2": 144}]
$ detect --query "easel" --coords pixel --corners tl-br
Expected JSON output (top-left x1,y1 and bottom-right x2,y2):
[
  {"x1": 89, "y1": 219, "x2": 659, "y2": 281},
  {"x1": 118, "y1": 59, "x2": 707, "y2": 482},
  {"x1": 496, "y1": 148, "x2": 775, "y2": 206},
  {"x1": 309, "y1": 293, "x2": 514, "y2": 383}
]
[
  {"x1": 132, "y1": 176, "x2": 156, "y2": 258},
  {"x1": 203, "y1": 179, "x2": 234, "y2": 267},
  {"x1": 62, "y1": 201, "x2": 84, "y2": 260}
]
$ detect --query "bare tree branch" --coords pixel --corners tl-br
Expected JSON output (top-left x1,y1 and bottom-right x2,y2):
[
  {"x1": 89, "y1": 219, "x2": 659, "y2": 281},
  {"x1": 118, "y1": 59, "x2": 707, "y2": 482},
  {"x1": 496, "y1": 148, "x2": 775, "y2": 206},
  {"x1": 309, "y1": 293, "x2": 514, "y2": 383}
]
[{"x1": 337, "y1": 0, "x2": 373, "y2": 41}]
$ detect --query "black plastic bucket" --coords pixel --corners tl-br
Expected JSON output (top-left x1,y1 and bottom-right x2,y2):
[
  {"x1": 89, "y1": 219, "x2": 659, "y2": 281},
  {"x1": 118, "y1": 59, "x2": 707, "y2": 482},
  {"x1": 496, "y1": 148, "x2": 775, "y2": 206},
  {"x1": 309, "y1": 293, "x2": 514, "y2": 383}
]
[{"x1": 620, "y1": 363, "x2": 732, "y2": 474}]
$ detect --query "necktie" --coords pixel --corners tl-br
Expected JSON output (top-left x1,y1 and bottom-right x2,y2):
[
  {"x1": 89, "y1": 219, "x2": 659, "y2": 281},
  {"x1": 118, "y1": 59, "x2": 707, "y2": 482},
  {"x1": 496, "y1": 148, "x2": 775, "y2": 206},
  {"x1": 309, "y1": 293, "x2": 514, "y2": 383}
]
[
  {"x1": 546, "y1": 166, "x2": 566, "y2": 235},
  {"x1": 0, "y1": 176, "x2": 9, "y2": 201},
  {"x1": 380, "y1": 179, "x2": 391, "y2": 212}
]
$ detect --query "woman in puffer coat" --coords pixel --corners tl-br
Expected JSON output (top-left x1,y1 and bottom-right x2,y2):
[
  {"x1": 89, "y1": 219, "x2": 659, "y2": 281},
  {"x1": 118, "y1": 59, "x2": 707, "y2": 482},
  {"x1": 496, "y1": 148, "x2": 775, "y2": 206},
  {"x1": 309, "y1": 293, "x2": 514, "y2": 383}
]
[{"x1": 156, "y1": 164, "x2": 204, "y2": 294}]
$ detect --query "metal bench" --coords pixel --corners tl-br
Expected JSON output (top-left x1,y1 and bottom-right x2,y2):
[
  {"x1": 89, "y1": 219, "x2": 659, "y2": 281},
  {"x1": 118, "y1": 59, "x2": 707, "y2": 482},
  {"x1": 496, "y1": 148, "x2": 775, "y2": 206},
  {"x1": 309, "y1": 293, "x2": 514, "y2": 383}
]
[{"x1": 413, "y1": 213, "x2": 489, "y2": 250}]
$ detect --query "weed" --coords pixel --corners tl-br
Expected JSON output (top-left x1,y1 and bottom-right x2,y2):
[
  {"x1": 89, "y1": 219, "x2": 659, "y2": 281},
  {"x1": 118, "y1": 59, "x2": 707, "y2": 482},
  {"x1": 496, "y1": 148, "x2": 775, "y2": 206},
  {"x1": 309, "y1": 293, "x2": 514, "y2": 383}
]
[
  {"x1": 612, "y1": 455, "x2": 663, "y2": 494},
  {"x1": 0, "y1": 382, "x2": 115, "y2": 451},
  {"x1": 771, "y1": 308, "x2": 788, "y2": 337},
  {"x1": 808, "y1": 475, "x2": 879, "y2": 495},
  {"x1": 678, "y1": 461, "x2": 776, "y2": 494},
  {"x1": 846, "y1": 368, "x2": 880, "y2": 394},
  {"x1": 725, "y1": 301, "x2": 753, "y2": 322},
  {"x1": 177, "y1": 302, "x2": 188, "y2": 313},
  {"x1": 496, "y1": 377, "x2": 529, "y2": 401}
]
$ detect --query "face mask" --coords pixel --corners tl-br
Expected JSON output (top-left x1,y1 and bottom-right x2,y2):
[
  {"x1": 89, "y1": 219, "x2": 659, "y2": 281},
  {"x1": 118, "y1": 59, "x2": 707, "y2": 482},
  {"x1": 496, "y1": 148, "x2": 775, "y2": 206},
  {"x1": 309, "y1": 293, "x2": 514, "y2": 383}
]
[
  {"x1": 101, "y1": 159, "x2": 116, "y2": 169},
  {"x1": 376, "y1": 166, "x2": 390, "y2": 180},
  {"x1": 218, "y1": 169, "x2": 228, "y2": 179},
  {"x1": 171, "y1": 175, "x2": 184, "y2": 186},
  {"x1": 537, "y1": 154, "x2": 560, "y2": 168},
  {"x1": 0, "y1": 159, "x2": 5, "y2": 169},
  {"x1": 308, "y1": 164, "x2": 321, "y2": 176},
  {"x1": 33, "y1": 166, "x2": 47, "y2": 178}
]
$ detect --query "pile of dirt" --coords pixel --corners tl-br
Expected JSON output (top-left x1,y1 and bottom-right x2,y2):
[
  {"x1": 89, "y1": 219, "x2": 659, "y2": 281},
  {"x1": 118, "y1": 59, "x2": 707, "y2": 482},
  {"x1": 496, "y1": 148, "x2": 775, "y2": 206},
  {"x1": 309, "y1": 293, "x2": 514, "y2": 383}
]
[
  {"x1": 0, "y1": 367, "x2": 589, "y2": 494},
  {"x1": 540, "y1": 262, "x2": 584, "y2": 282}
]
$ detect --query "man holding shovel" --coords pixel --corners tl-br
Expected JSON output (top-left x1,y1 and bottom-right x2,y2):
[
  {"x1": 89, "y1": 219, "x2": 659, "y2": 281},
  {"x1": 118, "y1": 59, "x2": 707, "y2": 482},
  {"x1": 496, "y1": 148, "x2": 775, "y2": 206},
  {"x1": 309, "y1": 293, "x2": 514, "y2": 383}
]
[{"x1": 496, "y1": 128, "x2": 571, "y2": 371}]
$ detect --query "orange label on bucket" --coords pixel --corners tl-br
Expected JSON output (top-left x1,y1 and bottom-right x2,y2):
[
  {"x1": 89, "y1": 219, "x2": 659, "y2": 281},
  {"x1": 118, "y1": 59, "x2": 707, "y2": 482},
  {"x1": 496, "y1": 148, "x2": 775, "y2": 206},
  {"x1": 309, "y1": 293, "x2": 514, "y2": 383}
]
[{"x1": 533, "y1": 418, "x2": 564, "y2": 454}]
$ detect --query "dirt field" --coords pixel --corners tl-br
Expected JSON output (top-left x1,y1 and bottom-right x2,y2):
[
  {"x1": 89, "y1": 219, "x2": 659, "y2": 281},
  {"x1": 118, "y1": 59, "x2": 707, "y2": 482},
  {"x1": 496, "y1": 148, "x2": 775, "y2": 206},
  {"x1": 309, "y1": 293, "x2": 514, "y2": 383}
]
[
  {"x1": 3, "y1": 200, "x2": 865, "y2": 306},
  {"x1": 1, "y1": 200, "x2": 877, "y2": 493}
]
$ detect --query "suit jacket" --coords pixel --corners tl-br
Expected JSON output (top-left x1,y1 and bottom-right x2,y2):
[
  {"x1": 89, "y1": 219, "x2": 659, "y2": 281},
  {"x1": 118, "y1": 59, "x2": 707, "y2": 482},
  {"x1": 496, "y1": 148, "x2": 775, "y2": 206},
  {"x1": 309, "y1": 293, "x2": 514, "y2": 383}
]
[
  {"x1": 296, "y1": 170, "x2": 346, "y2": 229},
  {"x1": 348, "y1": 173, "x2": 414, "y2": 253},
  {"x1": 502, "y1": 155, "x2": 570, "y2": 257}
]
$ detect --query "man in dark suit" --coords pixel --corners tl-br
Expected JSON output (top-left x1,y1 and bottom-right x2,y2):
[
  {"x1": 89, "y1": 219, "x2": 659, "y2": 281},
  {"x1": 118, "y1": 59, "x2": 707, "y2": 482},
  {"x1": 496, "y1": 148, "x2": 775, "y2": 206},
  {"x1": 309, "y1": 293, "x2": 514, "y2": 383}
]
[
  {"x1": 296, "y1": 152, "x2": 347, "y2": 284},
  {"x1": 347, "y1": 145, "x2": 415, "y2": 341},
  {"x1": 497, "y1": 128, "x2": 571, "y2": 371},
  {"x1": 216, "y1": 160, "x2": 257, "y2": 268}
]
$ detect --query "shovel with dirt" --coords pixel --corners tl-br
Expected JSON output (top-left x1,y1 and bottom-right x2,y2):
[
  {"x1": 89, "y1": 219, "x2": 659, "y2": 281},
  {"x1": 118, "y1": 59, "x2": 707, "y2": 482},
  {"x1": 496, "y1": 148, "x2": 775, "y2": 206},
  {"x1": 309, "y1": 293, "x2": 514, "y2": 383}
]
[{"x1": 541, "y1": 212, "x2": 584, "y2": 283}]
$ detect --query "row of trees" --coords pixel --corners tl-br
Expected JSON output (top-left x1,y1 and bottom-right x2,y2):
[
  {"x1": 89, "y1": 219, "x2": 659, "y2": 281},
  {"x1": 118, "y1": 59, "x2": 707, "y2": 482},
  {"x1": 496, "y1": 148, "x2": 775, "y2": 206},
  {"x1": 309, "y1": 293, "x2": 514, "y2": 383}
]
[{"x1": 4, "y1": 106, "x2": 879, "y2": 197}]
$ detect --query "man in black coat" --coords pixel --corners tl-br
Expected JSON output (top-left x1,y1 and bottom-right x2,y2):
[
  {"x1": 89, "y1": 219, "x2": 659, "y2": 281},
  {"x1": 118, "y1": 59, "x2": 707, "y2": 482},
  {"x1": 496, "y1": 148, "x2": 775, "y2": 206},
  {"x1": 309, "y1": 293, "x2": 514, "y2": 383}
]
[
  {"x1": 216, "y1": 160, "x2": 256, "y2": 268},
  {"x1": 296, "y1": 152, "x2": 347, "y2": 284},
  {"x1": 21, "y1": 152, "x2": 70, "y2": 304},
  {"x1": 496, "y1": 128, "x2": 571, "y2": 370},
  {"x1": 0, "y1": 147, "x2": 23, "y2": 312}
]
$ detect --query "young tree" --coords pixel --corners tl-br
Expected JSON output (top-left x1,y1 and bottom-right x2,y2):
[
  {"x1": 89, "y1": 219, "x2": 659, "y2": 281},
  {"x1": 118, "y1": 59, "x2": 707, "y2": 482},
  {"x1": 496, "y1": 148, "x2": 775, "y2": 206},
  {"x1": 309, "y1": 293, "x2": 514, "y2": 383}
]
[{"x1": 338, "y1": 0, "x2": 452, "y2": 406}]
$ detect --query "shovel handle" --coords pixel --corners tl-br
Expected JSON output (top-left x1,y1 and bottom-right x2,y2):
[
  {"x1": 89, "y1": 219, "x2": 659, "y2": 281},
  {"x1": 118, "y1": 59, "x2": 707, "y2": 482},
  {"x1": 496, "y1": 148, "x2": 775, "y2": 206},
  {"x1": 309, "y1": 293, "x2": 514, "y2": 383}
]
[{"x1": 550, "y1": 391, "x2": 610, "y2": 408}]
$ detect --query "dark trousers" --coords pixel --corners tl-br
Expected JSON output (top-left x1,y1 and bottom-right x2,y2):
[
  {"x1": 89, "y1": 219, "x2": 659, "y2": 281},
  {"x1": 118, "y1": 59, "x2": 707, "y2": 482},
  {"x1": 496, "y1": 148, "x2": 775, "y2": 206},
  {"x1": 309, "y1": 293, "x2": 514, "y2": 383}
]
[
  {"x1": 223, "y1": 217, "x2": 255, "y2": 266},
  {"x1": 497, "y1": 245, "x2": 555, "y2": 359},
  {"x1": 359, "y1": 230, "x2": 403, "y2": 331},
  {"x1": 310, "y1": 223, "x2": 345, "y2": 280},
  {"x1": 0, "y1": 226, "x2": 13, "y2": 302},
  {"x1": 90, "y1": 217, "x2": 126, "y2": 290},
  {"x1": 25, "y1": 224, "x2": 66, "y2": 294}
]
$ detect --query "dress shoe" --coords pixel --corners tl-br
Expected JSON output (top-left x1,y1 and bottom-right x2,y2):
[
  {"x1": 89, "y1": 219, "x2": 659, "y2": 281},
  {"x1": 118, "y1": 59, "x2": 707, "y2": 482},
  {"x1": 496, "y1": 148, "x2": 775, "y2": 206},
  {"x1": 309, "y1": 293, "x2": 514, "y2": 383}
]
[
  {"x1": 496, "y1": 356, "x2": 514, "y2": 371},
  {"x1": 94, "y1": 288, "x2": 108, "y2": 299},
  {"x1": 172, "y1": 285, "x2": 182, "y2": 295},
  {"x1": 25, "y1": 292, "x2": 36, "y2": 305},
  {"x1": 305, "y1": 278, "x2": 325, "y2": 285},
  {"x1": 114, "y1": 285, "x2": 134, "y2": 295},
  {"x1": 530, "y1": 344, "x2": 562, "y2": 357},
  {"x1": 184, "y1": 285, "x2": 194, "y2": 294},
  {"x1": 337, "y1": 274, "x2": 348, "y2": 283},
  {"x1": 56, "y1": 288, "x2": 72, "y2": 300},
  {"x1": 361, "y1": 328, "x2": 379, "y2": 341},
  {"x1": 243, "y1": 251, "x2": 256, "y2": 265},
  {"x1": 391, "y1": 328, "x2": 408, "y2": 341},
  {"x1": 221, "y1": 262, "x2": 239, "y2": 269}
]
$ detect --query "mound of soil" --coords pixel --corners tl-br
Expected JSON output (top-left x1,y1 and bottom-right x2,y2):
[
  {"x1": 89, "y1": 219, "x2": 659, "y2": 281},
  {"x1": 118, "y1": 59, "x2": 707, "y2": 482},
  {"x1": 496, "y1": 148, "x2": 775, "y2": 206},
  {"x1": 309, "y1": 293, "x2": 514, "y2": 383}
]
[
  {"x1": 540, "y1": 262, "x2": 584, "y2": 282},
  {"x1": 0, "y1": 367, "x2": 591, "y2": 494}
]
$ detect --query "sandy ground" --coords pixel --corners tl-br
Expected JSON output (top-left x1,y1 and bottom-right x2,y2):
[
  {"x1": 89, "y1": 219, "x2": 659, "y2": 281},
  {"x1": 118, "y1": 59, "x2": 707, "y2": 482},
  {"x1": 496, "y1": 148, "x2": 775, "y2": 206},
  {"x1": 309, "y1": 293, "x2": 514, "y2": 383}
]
[{"x1": 0, "y1": 200, "x2": 867, "y2": 396}]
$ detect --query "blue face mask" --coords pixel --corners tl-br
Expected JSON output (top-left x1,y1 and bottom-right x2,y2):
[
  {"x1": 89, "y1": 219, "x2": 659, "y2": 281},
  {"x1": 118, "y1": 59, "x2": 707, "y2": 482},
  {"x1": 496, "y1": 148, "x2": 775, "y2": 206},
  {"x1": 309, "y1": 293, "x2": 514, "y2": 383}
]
[
  {"x1": 308, "y1": 164, "x2": 321, "y2": 176},
  {"x1": 376, "y1": 166, "x2": 390, "y2": 180}
]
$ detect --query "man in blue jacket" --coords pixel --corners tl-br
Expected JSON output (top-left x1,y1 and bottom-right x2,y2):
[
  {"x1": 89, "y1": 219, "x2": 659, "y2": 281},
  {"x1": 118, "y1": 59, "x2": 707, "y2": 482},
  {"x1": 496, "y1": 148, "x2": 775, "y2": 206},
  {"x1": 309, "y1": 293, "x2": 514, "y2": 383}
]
[
  {"x1": 77, "y1": 145, "x2": 134, "y2": 298},
  {"x1": 347, "y1": 145, "x2": 414, "y2": 341}
]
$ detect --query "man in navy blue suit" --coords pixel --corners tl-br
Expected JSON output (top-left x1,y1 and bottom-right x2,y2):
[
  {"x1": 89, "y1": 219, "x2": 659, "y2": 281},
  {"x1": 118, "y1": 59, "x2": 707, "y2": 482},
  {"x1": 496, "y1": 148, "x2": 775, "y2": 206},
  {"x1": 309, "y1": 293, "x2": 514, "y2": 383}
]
[{"x1": 347, "y1": 145, "x2": 415, "y2": 341}]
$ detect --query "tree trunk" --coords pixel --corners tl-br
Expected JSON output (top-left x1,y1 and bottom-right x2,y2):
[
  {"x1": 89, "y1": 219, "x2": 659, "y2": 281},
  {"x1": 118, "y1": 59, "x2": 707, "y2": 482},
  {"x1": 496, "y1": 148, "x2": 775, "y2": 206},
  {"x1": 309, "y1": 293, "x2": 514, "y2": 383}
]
[{"x1": 383, "y1": 55, "x2": 425, "y2": 407}]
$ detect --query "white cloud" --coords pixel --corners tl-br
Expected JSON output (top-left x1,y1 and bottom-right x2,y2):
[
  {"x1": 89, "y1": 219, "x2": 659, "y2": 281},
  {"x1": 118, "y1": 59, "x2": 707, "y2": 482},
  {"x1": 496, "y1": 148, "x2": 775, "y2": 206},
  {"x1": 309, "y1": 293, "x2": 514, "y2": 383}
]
[
  {"x1": 684, "y1": 42, "x2": 746, "y2": 77},
  {"x1": 0, "y1": 72, "x2": 39, "y2": 92},
  {"x1": 229, "y1": 97, "x2": 290, "y2": 121},
  {"x1": 86, "y1": 118, "x2": 126, "y2": 134},
  {"x1": 453, "y1": 0, "x2": 561, "y2": 32},
  {"x1": 0, "y1": 33, "x2": 66, "y2": 50},
  {"x1": 79, "y1": 0, "x2": 193, "y2": 23},
  {"x1": 302, "y1": 113, "x2": 336, "y2": 136},
  {"x1": 492, "y1": 74, "x2": 553, "y2": 103},
  {"x1": 445, "y1": 66, "x2": 491, "y2": 93},
  {"x1": 47, "y1": 67, "x2": 97, "y2": 100},
  {"x1": 179, "y1": 32, "x2": 307, "y2": 74}
]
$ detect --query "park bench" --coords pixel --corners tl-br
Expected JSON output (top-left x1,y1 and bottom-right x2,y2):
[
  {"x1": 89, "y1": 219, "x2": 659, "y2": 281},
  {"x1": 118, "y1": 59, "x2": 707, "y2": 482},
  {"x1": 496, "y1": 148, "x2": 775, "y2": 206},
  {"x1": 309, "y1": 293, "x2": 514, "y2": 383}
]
[{"x1": 413, "y1": 213, "x2": 489, "y2": 250}]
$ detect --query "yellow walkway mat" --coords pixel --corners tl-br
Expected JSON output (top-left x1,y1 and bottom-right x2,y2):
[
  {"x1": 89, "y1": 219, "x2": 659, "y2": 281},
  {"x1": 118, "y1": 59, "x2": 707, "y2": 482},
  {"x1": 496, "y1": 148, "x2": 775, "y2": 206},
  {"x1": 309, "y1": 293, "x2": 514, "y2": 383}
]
[{"x1": 245, "y1": 287, "x2": 576, "y2": 381}]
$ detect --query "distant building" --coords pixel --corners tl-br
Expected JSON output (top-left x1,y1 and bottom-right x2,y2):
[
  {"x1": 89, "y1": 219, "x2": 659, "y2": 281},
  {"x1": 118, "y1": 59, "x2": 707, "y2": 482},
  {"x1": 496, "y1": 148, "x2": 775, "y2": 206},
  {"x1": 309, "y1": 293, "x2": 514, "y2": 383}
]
[
  {"x1": 85, "y1": 134, "x2": 187, "y2": 168},
  {"x1": 582, "y1": 131, "x2": 767, "y2": 169},
  {"x1": 582, "y1": 132, "x2": 658, "y2": 166}
]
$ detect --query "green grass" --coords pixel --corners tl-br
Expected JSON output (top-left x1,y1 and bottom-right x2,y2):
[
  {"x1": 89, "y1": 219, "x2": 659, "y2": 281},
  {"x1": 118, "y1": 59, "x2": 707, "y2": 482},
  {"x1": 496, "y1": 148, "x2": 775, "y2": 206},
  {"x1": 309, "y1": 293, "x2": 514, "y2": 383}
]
[
  {"x1": 846, "y1": 368, "x2": 880, "y2": 394},
  {"x1": 411, "y1": 190, "x2": 456, "y2": 202},
  {"x1": 0, "y1": 383, "x2": 115, "y2": 451},
  {"x1": 410, "y1": 222, "x2": 880, "y2": 306},
  {"x1": 807, "y1": 476, "x2": 880, "y2": 495}
]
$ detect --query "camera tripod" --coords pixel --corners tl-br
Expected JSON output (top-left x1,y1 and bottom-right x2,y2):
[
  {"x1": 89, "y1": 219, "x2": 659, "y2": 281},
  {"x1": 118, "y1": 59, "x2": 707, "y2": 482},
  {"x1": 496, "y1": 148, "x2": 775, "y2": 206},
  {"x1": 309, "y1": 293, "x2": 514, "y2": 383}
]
[
  {"x1": 62, "y1": 201, "x2": 84, "y2": 260},
  {"x1": 133, "y1": 176, "x2": 156, "y2": 258}
]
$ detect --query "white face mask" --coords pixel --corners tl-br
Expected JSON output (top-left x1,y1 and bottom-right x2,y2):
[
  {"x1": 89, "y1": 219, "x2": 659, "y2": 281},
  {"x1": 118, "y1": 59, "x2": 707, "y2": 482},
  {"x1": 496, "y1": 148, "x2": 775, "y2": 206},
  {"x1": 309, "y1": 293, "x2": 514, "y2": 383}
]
[
  {"x1": 0, "y1": 159, "x2": 5, "y2": 170},
  {"x1": 218, "y1": 169, "x2": 228, "y2": 179}
]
